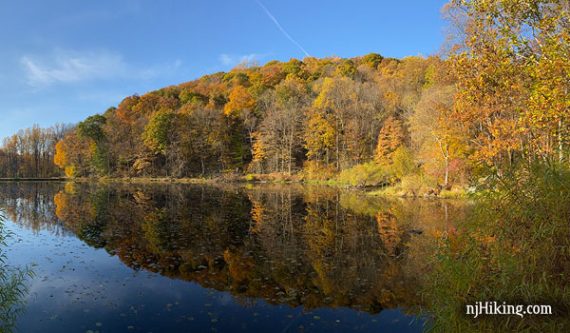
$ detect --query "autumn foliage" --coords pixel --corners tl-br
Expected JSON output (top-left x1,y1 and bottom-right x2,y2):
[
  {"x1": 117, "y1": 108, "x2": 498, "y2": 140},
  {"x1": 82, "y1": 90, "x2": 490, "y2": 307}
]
[{"x1": 0, "y1": 0, "x2": 566, "y2": 191}]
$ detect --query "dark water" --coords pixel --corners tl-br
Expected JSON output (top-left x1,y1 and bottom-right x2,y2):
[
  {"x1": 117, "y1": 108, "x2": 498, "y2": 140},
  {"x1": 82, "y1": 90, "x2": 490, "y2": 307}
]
[{"x1": 0, "y1": 182, "x2": 468, "y2": 333}]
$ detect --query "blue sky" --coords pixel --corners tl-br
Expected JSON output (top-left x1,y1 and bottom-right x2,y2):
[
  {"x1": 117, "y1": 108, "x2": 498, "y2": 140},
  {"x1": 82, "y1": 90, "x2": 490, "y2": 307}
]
[{"x1": 0, "y1": 0, "x2": 449, "y2": 139}]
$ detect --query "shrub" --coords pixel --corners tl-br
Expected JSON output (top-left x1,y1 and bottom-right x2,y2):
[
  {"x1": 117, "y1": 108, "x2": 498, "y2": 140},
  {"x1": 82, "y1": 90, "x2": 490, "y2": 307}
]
[
  {"x1": 335, "y1": 162, "x2": 388, "y2": 187},
  {"x1": 399, "y1": 174, "x2": 426, "y2": 196},
  {"x1": 64, "y1": 165, "x2": 76, "y2": 178},
  {"x1": 302, "y1": 161, "x2": 336, "y2": 181},
  {"x1": 391, "y1": 146, "x2": 418, "y2": 178}
]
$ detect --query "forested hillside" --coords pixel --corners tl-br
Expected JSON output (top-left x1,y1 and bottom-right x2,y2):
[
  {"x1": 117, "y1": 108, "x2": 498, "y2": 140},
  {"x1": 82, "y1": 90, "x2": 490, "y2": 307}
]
[
  {"x1": 3, "y1": 54, "x2": 457, "y2": 183},
  {"x1": 1, "y1": 0, "x2": 568, "y2": 194}
]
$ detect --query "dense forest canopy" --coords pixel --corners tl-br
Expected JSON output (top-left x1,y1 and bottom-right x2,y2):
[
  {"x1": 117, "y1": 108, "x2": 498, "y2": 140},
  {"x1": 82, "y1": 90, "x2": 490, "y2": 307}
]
[
  {"x1": 0, "y1": 0, "x2": 568, "y2": 193},
  {"x1": 0, "y1": 123, "x2": 70, "y2": 178}
]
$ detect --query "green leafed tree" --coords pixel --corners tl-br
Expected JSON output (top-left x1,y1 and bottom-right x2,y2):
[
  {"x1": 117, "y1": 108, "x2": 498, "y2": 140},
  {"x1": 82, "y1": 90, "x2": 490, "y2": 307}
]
[{"x1": 77, "y1": 114, "x2": 109, "y2": 176}]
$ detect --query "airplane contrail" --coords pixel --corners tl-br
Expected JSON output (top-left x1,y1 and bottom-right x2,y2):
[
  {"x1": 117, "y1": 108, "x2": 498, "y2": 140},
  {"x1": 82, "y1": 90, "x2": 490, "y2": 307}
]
[{"x1": 254, "y1": 0, "x2": 311, "y2": 58}]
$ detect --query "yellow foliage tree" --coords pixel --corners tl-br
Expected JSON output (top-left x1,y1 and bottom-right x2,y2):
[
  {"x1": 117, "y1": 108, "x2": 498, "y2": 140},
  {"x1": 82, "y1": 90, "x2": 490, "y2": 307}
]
[
  {"x1": 54, "y1": 140, "x2": 67, "y2": 169},
  {"x1": 375, "y1": 116, "x2": 406, "y2": 164},
  {"x1": 223, "y1": 85, "x2": 256, "y2": 118}
]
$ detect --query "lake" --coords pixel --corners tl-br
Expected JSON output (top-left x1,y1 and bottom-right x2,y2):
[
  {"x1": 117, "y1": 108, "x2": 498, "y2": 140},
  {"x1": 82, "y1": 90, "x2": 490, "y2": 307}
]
[{"x1": 0, "y1": 182, "x2": 469, "y2": 333}]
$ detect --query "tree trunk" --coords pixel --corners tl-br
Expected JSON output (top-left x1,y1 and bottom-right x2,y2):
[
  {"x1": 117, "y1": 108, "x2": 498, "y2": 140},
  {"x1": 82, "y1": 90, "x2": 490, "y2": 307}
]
[
  {"x1": 444, "y1": 156, "x2": 449, "y2": 187},
  {"x1": 558, "y1": 119, "x2": 564, "y2": 162}
]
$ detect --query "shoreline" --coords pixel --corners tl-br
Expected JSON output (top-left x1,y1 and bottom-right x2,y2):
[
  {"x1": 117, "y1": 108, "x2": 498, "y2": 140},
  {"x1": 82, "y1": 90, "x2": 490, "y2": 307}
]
[
  {"x1": 0, "y1": 176, "x2": 470, "y2": 199},
  {"x1": 0, "y1": 177, "x2": 68, "y2": 182}
]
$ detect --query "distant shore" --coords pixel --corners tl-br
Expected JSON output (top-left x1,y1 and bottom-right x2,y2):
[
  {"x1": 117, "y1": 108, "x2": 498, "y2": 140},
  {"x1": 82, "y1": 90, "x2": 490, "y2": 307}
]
[
  {"x1": 0, "y1": 177, "x2": 68, "y2": 182},
  {"x1": 0, "y1": 176, "x2": 223, "y2": 183},
  {"x1": 74, "y1": 177, "x2": 218, "y2": 184},
  {"x1": 0, "y1": 175, "x2": 469, "y2": 199}
]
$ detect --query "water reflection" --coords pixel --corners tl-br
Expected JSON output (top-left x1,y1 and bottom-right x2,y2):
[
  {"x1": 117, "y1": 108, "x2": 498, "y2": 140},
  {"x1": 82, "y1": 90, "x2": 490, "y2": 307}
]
[
  {"x1": 0, "y1": 211, "x2": 33, "y2": 332},
  {"x1": 0, "y1": 182, "x2": 470, "y2": 332}
]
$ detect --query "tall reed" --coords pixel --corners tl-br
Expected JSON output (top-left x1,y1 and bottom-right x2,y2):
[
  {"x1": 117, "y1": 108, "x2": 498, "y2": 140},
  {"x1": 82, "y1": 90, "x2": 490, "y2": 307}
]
[{"x1": 423, "y1": 162, "x2": 570, "y2": 332}]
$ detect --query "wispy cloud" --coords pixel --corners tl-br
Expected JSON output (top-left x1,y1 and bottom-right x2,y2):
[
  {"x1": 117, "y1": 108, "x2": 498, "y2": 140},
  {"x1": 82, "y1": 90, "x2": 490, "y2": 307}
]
[
  {"x1": 254, "y1": 0, "x2": 310, "y2": 57},
  {"x1": 21, "y1": 50, "x2": 124, "y2": 86},
  {"x1": 20, "y1": 49, "x2": 182, "y2": 87},
  {"x1": 219, "y1": 53, "x2": 266, "y2": 67}
]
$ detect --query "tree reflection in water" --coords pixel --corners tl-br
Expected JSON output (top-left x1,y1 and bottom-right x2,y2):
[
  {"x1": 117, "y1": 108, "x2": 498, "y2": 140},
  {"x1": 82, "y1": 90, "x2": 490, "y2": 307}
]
[{"x1": 0, "y1": 182, "x2": 469, "y2": 325}]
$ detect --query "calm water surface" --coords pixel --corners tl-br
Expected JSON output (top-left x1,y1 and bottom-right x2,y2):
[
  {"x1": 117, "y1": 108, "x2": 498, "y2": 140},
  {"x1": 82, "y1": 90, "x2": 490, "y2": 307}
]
[{"x1": 0, "y1": 182, "x2": 469, "y2": 332}]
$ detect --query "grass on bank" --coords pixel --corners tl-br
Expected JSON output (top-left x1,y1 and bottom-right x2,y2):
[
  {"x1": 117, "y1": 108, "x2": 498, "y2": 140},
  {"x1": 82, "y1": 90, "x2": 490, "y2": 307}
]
[
  {"x1": 368, "y1": 179, "x2": 469, "y2": 199},
  {"x1": 422, "y1": 162, "x2": 570, "y2": 332}
]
